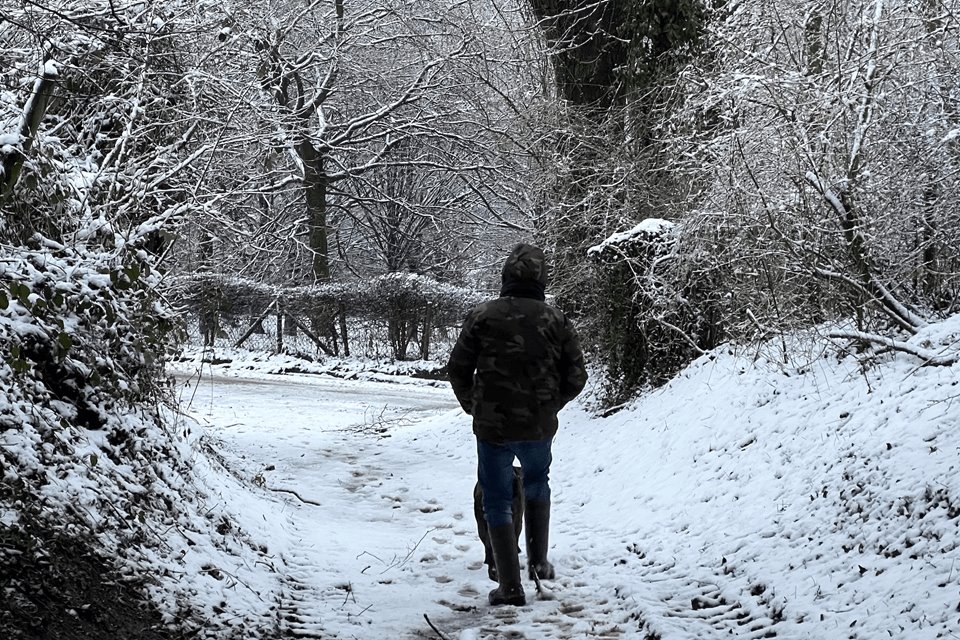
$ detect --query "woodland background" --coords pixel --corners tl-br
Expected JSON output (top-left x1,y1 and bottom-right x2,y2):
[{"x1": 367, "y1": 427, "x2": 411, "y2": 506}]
[
  {"x1": 4, "y1": 0, "x2": 959, "y2": 402},
  {"x1": 2, "y1": 0, "x2": 960, "y2": 636}
]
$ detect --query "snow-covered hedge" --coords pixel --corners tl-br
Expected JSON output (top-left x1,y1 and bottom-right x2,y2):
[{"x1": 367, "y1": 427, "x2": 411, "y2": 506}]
[
  {"x1": 169, "y1": 272, "x2": 483, "y2": 322},
  {"x1": 167, "y1": 271, "x2": 486, "y2": 359}
]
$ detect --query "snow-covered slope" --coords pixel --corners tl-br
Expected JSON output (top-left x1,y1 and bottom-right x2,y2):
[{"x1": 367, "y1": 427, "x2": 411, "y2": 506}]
[{"x1": 554, "y1": 334, "x2": 960, "y2": 639}]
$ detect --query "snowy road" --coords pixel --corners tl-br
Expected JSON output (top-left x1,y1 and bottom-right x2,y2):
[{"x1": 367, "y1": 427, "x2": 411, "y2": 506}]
[{"x1": 175, "y1": 369, "x2": 671, "y2": 639}]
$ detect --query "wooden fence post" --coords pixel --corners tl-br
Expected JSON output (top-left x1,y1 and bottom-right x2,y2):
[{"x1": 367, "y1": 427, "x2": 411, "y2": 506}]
[{"x1": 276, "y1": 304, "x2": 284, "y2": 353}]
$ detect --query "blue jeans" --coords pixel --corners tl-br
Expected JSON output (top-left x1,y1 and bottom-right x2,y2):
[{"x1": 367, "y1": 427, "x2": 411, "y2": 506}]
[{"x1": 477, "y1": 437, "x2": 553, "y2": 528}]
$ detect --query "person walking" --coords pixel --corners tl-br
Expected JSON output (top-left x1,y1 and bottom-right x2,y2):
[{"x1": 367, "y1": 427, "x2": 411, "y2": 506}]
[{"x1": 447, "y1": 243, "x2": 588, "y2": 606}]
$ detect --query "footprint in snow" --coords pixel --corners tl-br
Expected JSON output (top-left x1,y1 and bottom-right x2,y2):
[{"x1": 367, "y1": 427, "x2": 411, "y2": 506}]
[
  {"x1": 418, "y1": 504, "x2": 443, "y2": 513},
  {"x1": 457, "y1": 585, "x2": 480, "y2": 597}
]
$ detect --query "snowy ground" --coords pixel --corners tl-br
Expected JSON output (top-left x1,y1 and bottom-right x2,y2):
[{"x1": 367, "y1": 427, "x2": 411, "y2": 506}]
[{"x1": 171, "y1": 322, "x2": 960, "y2": 640}]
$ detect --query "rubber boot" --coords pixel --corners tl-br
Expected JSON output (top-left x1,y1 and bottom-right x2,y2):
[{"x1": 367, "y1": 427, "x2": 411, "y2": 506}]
[
  {"x1": 525, "y1": 500, "x2": 555, "y2": 580},
  {"x1": 488, "y1": 524, "x2": 526, "y2": 606}
]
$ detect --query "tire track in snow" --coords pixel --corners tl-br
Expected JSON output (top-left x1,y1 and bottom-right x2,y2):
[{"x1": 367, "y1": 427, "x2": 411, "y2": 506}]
[{"x1": 407, "y1": 523, "x2": 787, "y2": 640}]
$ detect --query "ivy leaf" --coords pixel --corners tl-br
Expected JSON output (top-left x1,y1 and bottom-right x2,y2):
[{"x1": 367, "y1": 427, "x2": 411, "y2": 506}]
[
  {"x1": 57, "y1": 332, "x2": 73, "y2": 351},
  {"x1": 0, "y1": 291, "x2": 7, "y2": 310},
  {"x1": 10, "y1": 282, "x2": 31, "y2": 305},
  {"x1": 88, "y1": 453, "x2": 98, "y2": 467},
  {"x1": 124, "y1": 264, "x2": 141, "y2": 283}
]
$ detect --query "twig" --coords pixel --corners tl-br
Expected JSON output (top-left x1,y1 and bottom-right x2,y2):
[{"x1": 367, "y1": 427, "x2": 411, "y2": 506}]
[
  {"x1": 423, "y1": 614, "x2": 449, "y2": 640},
  {"x1": 266, "y1": 486, "x2": 322, "y2": 506},
  {"x1": 385, "y1": 527, "x2": 437, "y2": 574},
  {"x1": 202, "y1": 565, "x2": 267, "y2": 602},
  {"x1": 341, "y1": 582, "x2": 354, "y2": 607}
]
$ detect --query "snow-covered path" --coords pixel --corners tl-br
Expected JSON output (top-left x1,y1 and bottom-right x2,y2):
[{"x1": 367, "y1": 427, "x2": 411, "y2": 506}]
[
  {"x1": 174, "y1": 336, "x2": 960, "y2": 640},
  {"x1": 179, "y1": 370, "x2": 717, "y2": 640},
  {"x1": 179, "y1": 371, "x2": 652, "y2": 639}
]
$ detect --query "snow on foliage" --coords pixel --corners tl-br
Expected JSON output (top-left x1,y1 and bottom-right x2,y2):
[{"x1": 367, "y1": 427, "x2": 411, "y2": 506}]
[
  {"x1": 0, "y1": 243, "x2": 293, "y2": 637},
  {"x1": 587, "y1": 218, "x2": 677, "y2": 258},
  {"x1": 0, "y1": 245, "x2": 175, "y2": 430}
]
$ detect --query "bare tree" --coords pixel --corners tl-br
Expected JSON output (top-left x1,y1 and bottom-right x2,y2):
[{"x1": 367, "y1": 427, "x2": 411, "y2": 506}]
[
  {"x1": 665, "y1": 0, "x2": 960, "y2": 361},
  {"x1": 164, "y1": 0, "x2": 551, "y2": 291}
]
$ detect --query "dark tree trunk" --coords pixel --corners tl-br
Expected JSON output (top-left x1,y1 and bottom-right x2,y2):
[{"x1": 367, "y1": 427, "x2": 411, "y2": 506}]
[
  {"x1": 298, "y1": 140, "x2": 330, "y2": 281},
  {"x1": 526, "y1": 0, "x2": 629, "y2": 109},
  {"x1": 339, "y1": 304, "x2": 350, "y2": 357}
]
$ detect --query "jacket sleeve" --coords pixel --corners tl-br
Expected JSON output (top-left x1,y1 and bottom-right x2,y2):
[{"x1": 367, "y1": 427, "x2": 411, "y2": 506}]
[
  {"x1": 558, "y1": 317, "x2": 588, "y2": 406},
  {"x1": 446, "y1": 311, "x2": 479, "y2": 415}
]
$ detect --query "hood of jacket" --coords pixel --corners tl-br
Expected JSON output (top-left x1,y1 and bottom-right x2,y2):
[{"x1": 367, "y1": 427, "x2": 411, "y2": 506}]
[{"x1": 501, "y1": 243, "x2": 548, "y2": 288}]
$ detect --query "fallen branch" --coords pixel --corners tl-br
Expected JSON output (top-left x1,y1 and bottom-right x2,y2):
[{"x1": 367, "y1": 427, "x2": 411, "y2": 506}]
[
  {"x1": 423, "y1": 614, "x2": 449, "y2": 640},
  {"x1": 828, "y1": 330, "x2": 958, "y2": 366},
  {"x1": 234, "y1": 298, "x2": 279, "y2": 348},
  {"x1": 287, "y1": 312, "x2": 336, "y2": 356},
  {"x1": 266, "y1": 486, "x2": 322, "y2": 506}
]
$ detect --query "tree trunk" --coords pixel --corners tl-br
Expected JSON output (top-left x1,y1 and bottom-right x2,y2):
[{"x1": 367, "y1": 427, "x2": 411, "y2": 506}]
[
  {"x1": 276, "y1": 306, "x2": 284, "y2": 353},
  {"x1": 525, "y1": 0, "x2": 627, "y2": 109},
  {"x1": 1, "y1": 66, "x2": 58, "y2": 206},
  {"x1": 339, "y1": 304, "x2": 350, "y2": 357},
  {"x1": 420, "y1": 308, "x2": 432, "y2": 361},
  {"x1": 298, "y1": 140, "x2": 330, "y2": 281}
]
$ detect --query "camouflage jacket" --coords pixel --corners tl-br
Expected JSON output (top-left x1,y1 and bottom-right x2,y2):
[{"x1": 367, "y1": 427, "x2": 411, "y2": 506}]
[{"x1": 447, "y1": 294, "x2": 588, "y2": 443}]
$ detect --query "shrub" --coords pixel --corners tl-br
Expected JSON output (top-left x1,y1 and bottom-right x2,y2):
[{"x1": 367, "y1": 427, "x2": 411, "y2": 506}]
[{"x1": 588, "y1": 218, "x2": 723, "y2": 405}]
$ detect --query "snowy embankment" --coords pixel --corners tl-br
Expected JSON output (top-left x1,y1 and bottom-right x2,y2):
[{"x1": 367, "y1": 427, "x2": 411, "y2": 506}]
[
  {"x1": 164, "y1": 318, "x2": 960, "y2": 640},
  {"x1": 560, "y1": 334, "x2": 960, "y2": 640}
]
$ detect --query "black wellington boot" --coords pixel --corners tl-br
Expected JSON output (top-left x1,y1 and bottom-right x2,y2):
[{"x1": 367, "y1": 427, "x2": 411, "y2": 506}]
[
  {"x1": 488, "y1": 524, "x2": 526, "y2": 606},
  {"x1": 525, "y1": 499, "x2": 555, "y2": 580}
]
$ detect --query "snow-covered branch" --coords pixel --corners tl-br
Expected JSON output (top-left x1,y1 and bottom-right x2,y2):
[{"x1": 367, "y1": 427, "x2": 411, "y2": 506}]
[
  {"x1": 804, "y1": 170, "x2": 928, "y2": 333},
  {"x1": 0, "y1": 60, "x2": 58, "y2": 201},
  {"x1": 828, "y1": 329, "x2": 957, "y2": 366}
]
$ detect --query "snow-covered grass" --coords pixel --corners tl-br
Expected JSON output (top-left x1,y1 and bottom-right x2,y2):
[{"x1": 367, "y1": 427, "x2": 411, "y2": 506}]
[
  {"x1": 174, "y1": 345, "x2": 448, "y2": 387},
  {"x1": 158, "y1": 316, "x2": 960, "y2": 639}
]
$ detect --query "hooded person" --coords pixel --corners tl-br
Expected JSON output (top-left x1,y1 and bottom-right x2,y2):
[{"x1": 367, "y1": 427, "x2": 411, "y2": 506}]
[{"x1": 447, "y1": 243, "x2": 588, "y2": 606}]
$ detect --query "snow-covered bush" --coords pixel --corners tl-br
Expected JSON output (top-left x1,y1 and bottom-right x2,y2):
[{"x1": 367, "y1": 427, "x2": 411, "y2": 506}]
[
  {"x1": 0, "y1": 239, "x2": 199, "y2": 635},
  {"x1": 0, "y1": 244, "x2": 177, "y2": 431},
  {"x1": 588, "y1": 219, "x2": 724, "y2": 404}
]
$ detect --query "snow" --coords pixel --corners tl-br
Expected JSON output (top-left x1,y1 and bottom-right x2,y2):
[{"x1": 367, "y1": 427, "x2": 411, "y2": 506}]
[
  {"x1": 175, "y1": 346, "x2": 447, "y2": 386},
  {"x1": 156, "y1": 326, "x2": 960, "y2": 639},
  {"x1": 588, "y1": 218, "x2": 677, "y2": 256}
]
